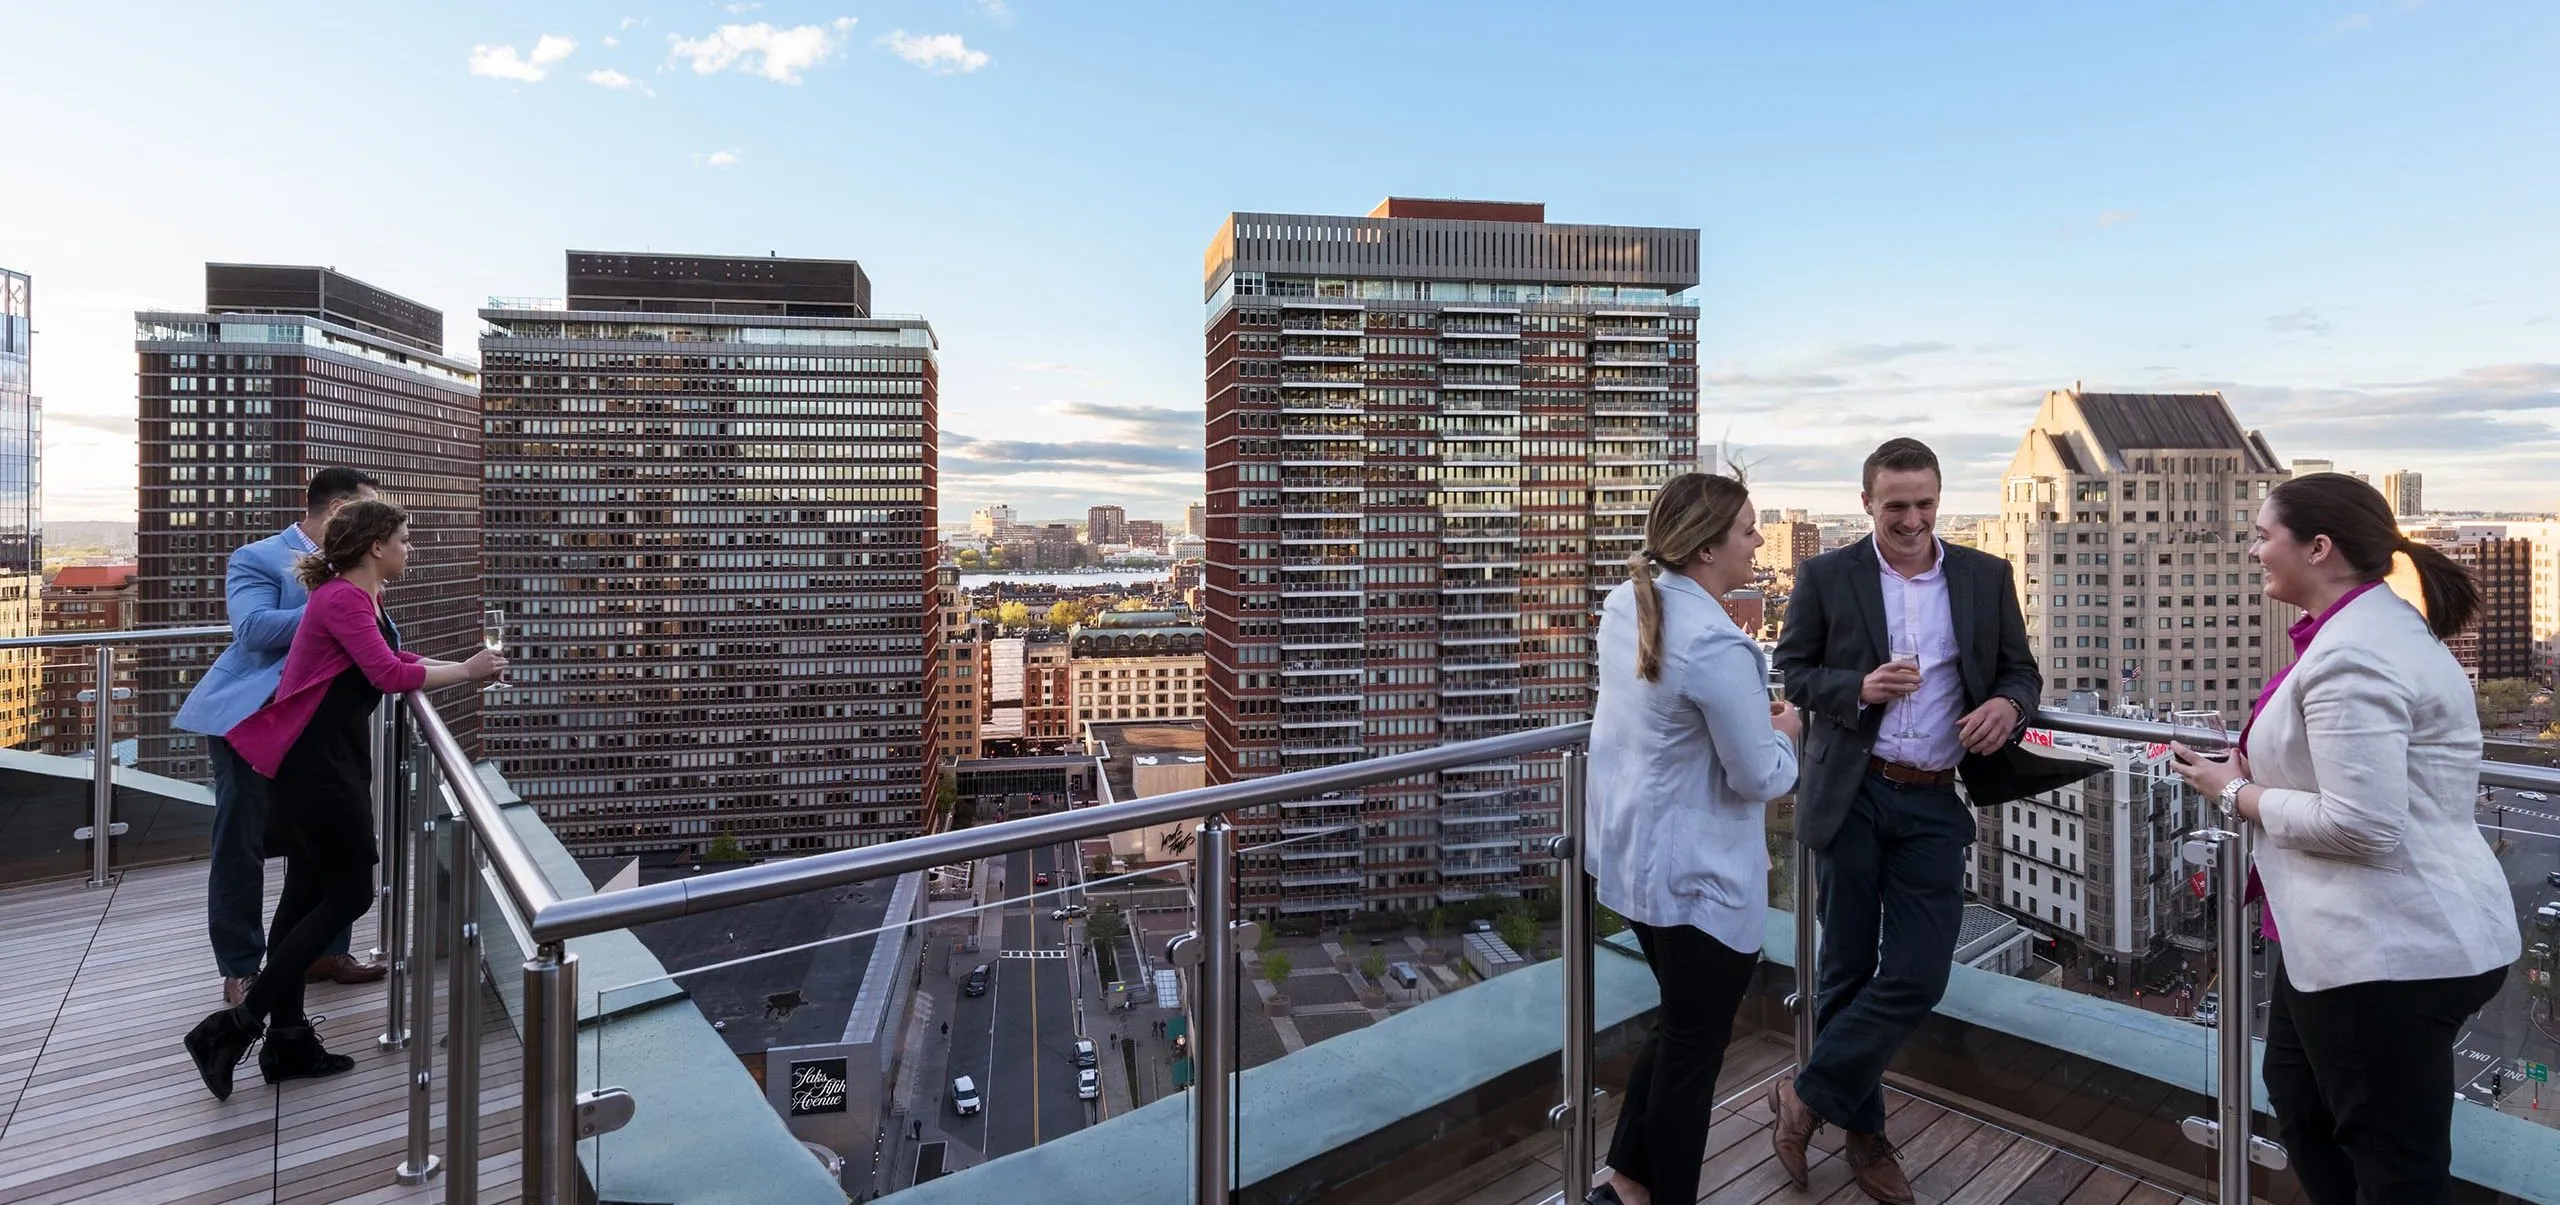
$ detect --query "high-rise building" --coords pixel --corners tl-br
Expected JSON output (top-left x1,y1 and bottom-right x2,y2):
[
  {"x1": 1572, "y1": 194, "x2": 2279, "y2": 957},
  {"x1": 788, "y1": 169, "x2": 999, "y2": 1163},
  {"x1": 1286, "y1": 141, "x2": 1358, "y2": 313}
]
[
  {"x1": 480, "y1": 252, "x2": 937, "y2": 857},
  {"x1": 35, "y1": 564, "x2": 137, "y2": 757},
  {"x1": 1201, "y1": 198, "x2": 1700, "y2": 918},
  {"x1": 1755, "y1": 520, "x2": 1822, "y2": 576},
  {"x1": 1069, "y1": 610, "x2": 1207, "y2": 729},
  {"x1": 0, "y1": 268, "x2": 37, "y2": 750},
  {"x1": 1086, "y1": 505, "x2": 1127, "y2": 546},
  {"x1": 969, "y1": 504, "x2": 1015, "y2": 537},
  {"x1": 1125, "y1": 518, "x2": 1166, "y2": 553},
  {"x1": 1965, "y1": 740, "x2": 2205, "y2": 986},
  {"x1": 2382, "y1": 469, "x2": 2424, "y2": 517},
  {"x1": 2394, "y1": 529, "x2": 2532, "y2": 685},
  {"x1": 1185, "y1": 502, "x2": 1208, "y2": 537},
  {"x1": 2288, "y1": 458, "x2": 2335, "y2": 478},
  {"x1": 135, "y1": 265, "x2": 482, "y2": 779},
  {"x1": 2496, "y1": 521, "x2": 2560, "y2": 686},
  {"x1": 978, "y1": 633, "x2": 1070, "y2": 755},
  {"x1": 930, "y1": 563, "x2": 981, "y2": 767},
  {"x1": 1977, "y1": 390, "x2": 2290, "y2": 720}
]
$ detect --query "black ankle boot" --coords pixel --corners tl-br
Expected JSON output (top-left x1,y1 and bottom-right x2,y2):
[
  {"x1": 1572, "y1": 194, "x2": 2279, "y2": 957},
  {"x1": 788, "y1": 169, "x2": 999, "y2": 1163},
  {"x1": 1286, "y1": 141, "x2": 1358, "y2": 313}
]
[
  {"x1": 259, "y1": 1022, "x2": 356, "y2": 1085},
  {"x1": 184, "y1": 1005, "x2": 264, "y2": 1101}
]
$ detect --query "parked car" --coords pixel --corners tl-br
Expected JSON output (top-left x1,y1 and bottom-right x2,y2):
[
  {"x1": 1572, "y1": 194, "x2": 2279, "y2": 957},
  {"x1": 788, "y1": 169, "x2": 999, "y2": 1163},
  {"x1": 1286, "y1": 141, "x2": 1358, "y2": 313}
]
[
  {"x1": 2546, "y1": 872, "x2": 2560, "y2": 890},
  {"x1": 1051, "y1": 903, "x2": 1091, "y2": 921},
  {"x1": 1077, "y1": 1068, "x2": 1100, "y2": 1100},
  {"x1": 964, "y1": 964, "x2": 990, "y2": 997},
  {"x1": 2194, "y1": 992, "x2": 2220, "y2": 1028},
  {"x1": 952, "y1": 1075, "x2": 981, "y2": 1115},
  {"x1": 2537, "y1": 903, "x2": 2560, "y2": 928},
  {"x1": 1035, "y1": 872, "x2": 1052, "y2": 887},
  {"x1": 1074, "y1": 1038, "x2": 1098, "y2": 1068}
]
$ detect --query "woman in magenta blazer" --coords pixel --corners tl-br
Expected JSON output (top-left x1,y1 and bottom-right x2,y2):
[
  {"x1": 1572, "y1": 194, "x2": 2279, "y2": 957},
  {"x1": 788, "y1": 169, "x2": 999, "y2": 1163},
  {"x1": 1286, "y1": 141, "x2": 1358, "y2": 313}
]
[{"x1": 183, "y1": 500, "x2": 505, "y2": 1100}]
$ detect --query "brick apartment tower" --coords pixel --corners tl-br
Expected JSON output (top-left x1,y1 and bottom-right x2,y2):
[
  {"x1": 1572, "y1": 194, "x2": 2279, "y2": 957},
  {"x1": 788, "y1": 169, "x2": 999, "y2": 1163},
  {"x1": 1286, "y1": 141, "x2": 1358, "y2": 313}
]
[
  {"x1": 479, "y1": 253, "x2": 938, "y2": 857},
  {"x1": 1201, "y1": 199, "x2": 1700, "y2": 920},
  {"x1": 134, "y1": 265, "x2": 483, "y2": 780}
]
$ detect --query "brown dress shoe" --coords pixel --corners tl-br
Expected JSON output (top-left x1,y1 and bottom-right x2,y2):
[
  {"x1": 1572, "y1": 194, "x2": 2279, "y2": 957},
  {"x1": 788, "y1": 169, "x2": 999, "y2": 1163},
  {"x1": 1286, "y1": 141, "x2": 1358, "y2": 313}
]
[
  {"x1": 1768, "y1": 1076, "x2": 1820, "y2": 1188},
  {"x1": 305, "y1": 953, "x2": 388, "y2": 985},
  {"x1": 1844, "y1": 1131, "x2": 1915, "y2": 1204},
  {"x1": 223, "y1": 976, "x2": 254, "y2": 1006}
]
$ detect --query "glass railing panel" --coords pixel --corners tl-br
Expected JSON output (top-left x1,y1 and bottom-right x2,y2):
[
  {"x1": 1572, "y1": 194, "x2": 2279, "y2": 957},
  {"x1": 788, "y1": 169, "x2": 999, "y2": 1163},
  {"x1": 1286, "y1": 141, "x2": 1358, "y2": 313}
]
[
  {"x1": 579, "y1": 846, "x2": 1194, "y2": 1201},
  {"x1": 0, "y1": 633, "x2": 232, "y2": 886}
]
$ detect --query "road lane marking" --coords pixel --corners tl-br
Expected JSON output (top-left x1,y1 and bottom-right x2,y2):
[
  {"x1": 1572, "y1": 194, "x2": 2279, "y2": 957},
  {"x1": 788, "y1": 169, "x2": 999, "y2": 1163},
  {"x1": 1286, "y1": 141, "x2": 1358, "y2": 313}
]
[
  {"x1": 1030, "y1": 932, "x2": 1043, "y2": 1143},
  {"x1": 999, "y1": 949, "x2": 1070, "y2": 959}
]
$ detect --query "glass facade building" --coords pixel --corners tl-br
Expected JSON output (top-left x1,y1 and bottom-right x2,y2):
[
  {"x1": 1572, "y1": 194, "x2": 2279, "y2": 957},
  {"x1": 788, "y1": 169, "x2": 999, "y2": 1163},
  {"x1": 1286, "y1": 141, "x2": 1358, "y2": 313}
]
[
  {"x1": 478, "y1": 252, "x2": 939, "y2": 858},
  {"x1": 0, "y1": 268, "x2": 40, "y2": 748},
  {"x1": 1200, "y1": 200, "x2": 1701, "y2": 918},
  {"x1": 134, "y1": 265, "x2": 484, "y2": 779}
]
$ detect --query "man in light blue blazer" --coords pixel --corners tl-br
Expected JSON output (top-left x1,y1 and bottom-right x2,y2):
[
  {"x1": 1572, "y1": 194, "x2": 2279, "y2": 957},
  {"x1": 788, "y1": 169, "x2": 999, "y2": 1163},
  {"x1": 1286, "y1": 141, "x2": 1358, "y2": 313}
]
[{"x1": 176, "y1": 467, "x2": 388, "y2": 1003}]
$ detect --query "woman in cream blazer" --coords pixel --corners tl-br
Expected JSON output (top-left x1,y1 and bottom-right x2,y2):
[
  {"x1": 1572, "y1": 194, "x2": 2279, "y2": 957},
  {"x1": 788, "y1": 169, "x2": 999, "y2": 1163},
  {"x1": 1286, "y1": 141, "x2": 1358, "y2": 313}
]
[{"x1": 2174, "y1": 473, "x2": 2517, "y2": 1205}]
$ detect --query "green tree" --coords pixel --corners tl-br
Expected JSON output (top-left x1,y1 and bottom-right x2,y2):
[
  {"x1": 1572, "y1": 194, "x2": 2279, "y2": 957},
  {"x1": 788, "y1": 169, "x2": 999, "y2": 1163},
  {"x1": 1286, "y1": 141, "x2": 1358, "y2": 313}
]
[
  {"x1": 985, "y1": 546, "x2": 1006, "y2": 571},
  {"x1": 1257, "y1": 923, "x2": 1277, "y2": 954},
  {"x1": 1361, "y1": 948, "x2": 1388, "y2": 982},
  {"x1": 1048, "y1": 601, "x2": 1083, "y2": 629},
  {"x1": 1113, "y1": 597, "x2": 1153, "y2": 612},
  {"x1": 1425, "y1": 908, "x2": 1447, "y2": 945},
  {"x1": 704, "y1": 832, "x2": 748, "y2": 863},
  {"x1": 998, "y1": 600, "x2": 1032, "y2": 630},
  {"x1": 1496, "y1": 907, "x2": 1539, "y2": 956},
  {"x1": 1086, "y1": 902, "x2": 1128, "y2": 949},
  {"x1": 1262, "y1": 951, "x2": 1293, "y2": 986},
  {"x1": 954, "y1": 547, "x2": 982, "y2": 569},
  {"x1": 933, "y1": 776, "x2": 959, "y2": 828},
  {"x1": 2540, "y1": 720, "x2": 2560, "y2": 743},
  {"x1": 1090, "y1": 852, "x2": 1112, "y2": 878},
  {"x1": 2479, "y1": 678, "x2": 2539, "y2": 725}
]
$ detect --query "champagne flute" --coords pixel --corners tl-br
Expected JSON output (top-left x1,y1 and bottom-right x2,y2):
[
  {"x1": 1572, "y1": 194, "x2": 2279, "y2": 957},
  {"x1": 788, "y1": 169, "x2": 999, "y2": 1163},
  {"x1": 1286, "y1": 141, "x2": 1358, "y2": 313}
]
[
  {"x1": 1889, "y1": 640, "x2": 1925, "y2": 740},
  {"x1": 480, "y1": 607, "x2": 510, "y2": 692}
]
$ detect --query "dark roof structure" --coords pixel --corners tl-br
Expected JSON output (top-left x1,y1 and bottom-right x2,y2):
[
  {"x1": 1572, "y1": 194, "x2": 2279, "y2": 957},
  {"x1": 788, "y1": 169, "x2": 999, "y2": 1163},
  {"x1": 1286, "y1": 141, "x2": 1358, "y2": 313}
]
[{"x1": 2068, "y1": 392, "x2": 2282, "y2": 473}]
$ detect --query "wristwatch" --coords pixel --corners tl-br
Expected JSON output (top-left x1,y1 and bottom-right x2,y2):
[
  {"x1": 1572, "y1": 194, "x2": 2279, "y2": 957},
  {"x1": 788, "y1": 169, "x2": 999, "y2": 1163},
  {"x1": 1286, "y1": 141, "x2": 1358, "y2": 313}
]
[{"x1": 2218, "y1": 776, "x2": 2252, "y2": 817}]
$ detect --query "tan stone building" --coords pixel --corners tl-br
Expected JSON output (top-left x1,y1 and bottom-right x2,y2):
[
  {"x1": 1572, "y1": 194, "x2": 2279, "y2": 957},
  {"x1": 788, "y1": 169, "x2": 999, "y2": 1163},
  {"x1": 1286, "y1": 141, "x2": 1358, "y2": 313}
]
[{"x1": 1069, "y1": 611, "x2": 1206, "y2": 728}]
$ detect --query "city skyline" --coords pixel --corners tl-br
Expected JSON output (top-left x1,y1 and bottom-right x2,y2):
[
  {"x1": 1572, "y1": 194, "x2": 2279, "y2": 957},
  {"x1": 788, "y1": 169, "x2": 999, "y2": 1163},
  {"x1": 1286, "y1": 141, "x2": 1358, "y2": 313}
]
[{"x1": 3, "y1": 3, "x2": 2556, "y2": 527}]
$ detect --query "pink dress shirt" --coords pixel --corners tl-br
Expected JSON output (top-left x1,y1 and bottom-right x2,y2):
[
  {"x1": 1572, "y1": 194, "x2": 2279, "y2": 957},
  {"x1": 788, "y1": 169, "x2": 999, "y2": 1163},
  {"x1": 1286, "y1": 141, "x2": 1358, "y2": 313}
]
[
  {"x1": 1872, "y1": 537, "x2": 1966, "y2": 772},
  {"x1": 2240, "y1": 579, "x2": 2385, "y2": 941},
  {"x1": 225, "y1": 578, "x2": 426, "y2": 778}
]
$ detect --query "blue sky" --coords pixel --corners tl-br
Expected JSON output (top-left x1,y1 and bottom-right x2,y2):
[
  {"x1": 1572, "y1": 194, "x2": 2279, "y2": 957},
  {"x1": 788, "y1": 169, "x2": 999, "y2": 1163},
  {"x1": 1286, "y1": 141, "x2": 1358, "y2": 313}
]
[{"x1": 5, "y1": 0, "x2": 2555, "y2": 523}]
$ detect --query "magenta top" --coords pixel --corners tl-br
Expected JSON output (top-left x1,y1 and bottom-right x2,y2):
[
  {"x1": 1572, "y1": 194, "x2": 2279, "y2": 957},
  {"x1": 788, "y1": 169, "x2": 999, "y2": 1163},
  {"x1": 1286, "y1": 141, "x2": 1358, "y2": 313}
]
[
  {"x1": 2240, "y1": 580, "x2": 2384, "y2": 940},
  {"x1": 226, "y1": 578, "x2": 426, "y2": 778}
]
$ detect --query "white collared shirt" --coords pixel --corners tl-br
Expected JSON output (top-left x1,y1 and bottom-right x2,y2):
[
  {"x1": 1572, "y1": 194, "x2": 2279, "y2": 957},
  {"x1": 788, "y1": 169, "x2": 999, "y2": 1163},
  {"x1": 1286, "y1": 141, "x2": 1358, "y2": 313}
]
[{"x1": 1872, "y1": 536, "x2": 1965, "y2": 771}]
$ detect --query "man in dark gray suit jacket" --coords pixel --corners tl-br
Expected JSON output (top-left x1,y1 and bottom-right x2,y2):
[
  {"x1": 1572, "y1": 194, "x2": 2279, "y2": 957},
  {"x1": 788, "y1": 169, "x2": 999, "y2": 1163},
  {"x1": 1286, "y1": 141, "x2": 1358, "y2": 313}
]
[{"x1": 1765, "y1": 438, "x2": 2088, "y2": 1203}]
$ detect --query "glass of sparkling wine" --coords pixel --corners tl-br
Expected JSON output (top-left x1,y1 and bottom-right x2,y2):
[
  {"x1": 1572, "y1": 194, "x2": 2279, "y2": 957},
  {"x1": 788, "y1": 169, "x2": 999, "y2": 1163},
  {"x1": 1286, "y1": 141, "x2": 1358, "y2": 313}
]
[
  {"x1": 481, "y1": 607, "x2": 509, "y2": 691},
  {"x1": 1889, "y1": 642, "x2": 1924, "y2": 739}
]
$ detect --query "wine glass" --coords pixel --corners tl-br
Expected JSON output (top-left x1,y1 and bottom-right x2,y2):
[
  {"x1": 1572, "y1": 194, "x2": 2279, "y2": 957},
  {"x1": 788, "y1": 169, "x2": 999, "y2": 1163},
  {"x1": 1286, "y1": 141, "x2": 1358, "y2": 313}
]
[
  {"x1": 2190, "y1": 712, "x2": 2232, "y2": 764},
  {"x1": 481, "y1": 607, "x2": 510, "y2": 692}
]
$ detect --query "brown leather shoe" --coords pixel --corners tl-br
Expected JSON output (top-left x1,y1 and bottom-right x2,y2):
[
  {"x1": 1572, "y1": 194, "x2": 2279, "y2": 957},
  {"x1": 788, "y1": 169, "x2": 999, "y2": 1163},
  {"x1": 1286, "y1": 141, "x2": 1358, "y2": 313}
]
[
  {"x1": 223, "y1": 976, "x2": 254, "y2": 1006},
  {"x1": 1768, "y1": 1075, "x2": 1819, "y2": 1189},
  {"x1": 305, "y1": 953, "x2": 388, "y2": 985},
  {"x1": 1843, "y1": 1131, "x2": 1915, "y2": 1204}
]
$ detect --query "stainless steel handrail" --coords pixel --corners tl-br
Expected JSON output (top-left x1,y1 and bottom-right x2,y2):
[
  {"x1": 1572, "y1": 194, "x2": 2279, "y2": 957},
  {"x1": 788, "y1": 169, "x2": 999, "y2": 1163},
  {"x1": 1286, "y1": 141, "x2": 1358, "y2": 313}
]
[
  {"x1": 527, "y1": 720, "x2": 1595, "y2": 943},
  {"x1": 0, "y1": 623, "x2": 231, "y2": 650},
  {"x1": 2032, "y1": 707, "x2": 2560, "y2": 792}
]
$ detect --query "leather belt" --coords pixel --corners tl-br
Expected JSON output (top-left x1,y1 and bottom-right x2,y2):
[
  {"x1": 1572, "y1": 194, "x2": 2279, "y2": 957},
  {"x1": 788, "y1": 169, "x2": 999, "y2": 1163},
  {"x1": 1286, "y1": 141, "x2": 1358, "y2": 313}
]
[{"x1": 1867, "y1": 756, "x2": 1957, "y2": 788}]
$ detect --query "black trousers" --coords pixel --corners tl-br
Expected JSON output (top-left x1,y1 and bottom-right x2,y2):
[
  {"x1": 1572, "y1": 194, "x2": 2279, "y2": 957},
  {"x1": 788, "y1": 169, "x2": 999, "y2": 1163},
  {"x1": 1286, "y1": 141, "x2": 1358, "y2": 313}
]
[
  {"x1": 241, "y1": 850, "x2": 376, "y2": 1028},
  {"x1": 1797, "y1": 774, "x2": 1971, "y2": 1133},
  {"x1": 2265, "y1": 956, "x2": 2507, "y2": 1205},
  {"x1": 1605, "y1": 920, "x2": 1758, "y2": 1205}
]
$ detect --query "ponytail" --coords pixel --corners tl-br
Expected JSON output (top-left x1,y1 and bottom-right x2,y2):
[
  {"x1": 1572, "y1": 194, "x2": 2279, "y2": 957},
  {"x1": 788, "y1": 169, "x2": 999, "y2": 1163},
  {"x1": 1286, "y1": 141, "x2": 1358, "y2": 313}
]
[
  {"x1": 1628, "y1": 550, "x2": 1665, "y2": 683},
  {"x1": 2398, "y1": 537, "x2": 2480, "y2": 641}
]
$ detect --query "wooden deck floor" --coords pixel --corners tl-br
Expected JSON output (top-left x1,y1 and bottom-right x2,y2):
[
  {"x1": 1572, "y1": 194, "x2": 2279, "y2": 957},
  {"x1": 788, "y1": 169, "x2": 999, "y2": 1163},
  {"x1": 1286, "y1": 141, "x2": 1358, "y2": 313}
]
[
  {"x1": 1425, "y1": 1034, "x2": 2205, "y2": 1205},
  {"x1": 0, "y1": 861, "x2": 522, "y2": 1204}
]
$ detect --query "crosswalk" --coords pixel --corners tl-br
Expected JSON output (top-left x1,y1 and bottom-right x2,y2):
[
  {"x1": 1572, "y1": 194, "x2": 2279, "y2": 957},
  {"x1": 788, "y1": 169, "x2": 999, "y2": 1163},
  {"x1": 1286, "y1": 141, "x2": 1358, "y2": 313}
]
[{"x1": 1000, "y1": 948, "x2": 1072, "y2": 960}]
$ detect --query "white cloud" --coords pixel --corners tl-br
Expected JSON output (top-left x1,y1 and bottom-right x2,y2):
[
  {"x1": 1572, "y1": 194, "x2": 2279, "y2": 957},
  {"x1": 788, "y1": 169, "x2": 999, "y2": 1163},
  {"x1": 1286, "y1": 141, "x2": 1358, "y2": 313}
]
[
  {"x1": 466, "y1": 34, "x2": 577, "y2": 82},
  {"x1": 969, "y1": 0, "x2": 1013, "y2": 22},
  {"x1": 620, "y1": 16, "x2": 643, "y2": 30},
  {"x1": 602, "y1": 35, "x2": 619, "y2": 47},
  {"x1": 666, "y1": 18, "x2": 857, "y2": 84},
  {"x1": 584, "y1": 68, "x2": 638, "y2": 90},
  {"x1": 884, "y1": 31, "x2": 990, "y2": 74},
  {"x1": 696, "y1": 149, "x2": 744, "y2": 167}
]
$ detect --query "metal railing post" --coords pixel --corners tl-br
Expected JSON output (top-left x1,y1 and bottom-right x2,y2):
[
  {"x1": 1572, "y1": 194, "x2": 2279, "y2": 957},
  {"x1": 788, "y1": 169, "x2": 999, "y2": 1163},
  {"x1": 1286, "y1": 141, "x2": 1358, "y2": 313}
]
[
  {"x1": 2179, "y1": 793, "x2": 2284, "y2": 1200},
  {"x1": 86, "y1": 644, "x2": 115, "y2": 888},
  {"x1": 396, "y1": 763, "x2": 441, "y2": 1185},
  {"x1": 1551, "y1": 750, "x2": 1596, "y2": 1205},
  {"x1": 444, "y1": 818, "x2": 482, "y2": 1204},
  {"x1": 1191, "y1": 815, "x2": 1236, "y2": 1205},
  {"x1": 1791, "y1": 841, "x2": 1818, "y2": 1061},
  {"x1": 523, "y1": 942, "x2": 582, "y2": 1205},
  {"x1": 377, "y1": 700, "x2": 409, "y2": 1050}
]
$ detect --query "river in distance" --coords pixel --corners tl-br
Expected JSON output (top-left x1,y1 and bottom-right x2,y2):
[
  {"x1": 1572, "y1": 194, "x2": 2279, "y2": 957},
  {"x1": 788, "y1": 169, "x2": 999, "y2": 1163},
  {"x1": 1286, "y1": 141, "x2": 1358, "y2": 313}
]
[{"x1": 958, "y1": 570, "x2": 1170, "y2": 590}]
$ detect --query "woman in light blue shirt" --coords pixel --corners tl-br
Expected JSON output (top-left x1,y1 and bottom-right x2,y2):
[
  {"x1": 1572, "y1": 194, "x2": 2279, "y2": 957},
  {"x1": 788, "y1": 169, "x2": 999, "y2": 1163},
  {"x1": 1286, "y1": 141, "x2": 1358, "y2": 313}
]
[{"x1": 1586, "y1": 473, "x2": 1802, "y2": 1205}]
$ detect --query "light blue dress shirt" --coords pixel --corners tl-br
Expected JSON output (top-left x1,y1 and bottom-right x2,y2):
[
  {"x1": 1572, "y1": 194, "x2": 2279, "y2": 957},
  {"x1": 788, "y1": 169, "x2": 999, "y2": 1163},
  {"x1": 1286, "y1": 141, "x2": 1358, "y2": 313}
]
[{"x1": 1587, "y1": 573, "x2": 1801, "y2": 953}]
